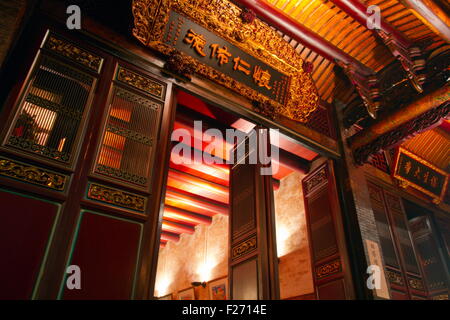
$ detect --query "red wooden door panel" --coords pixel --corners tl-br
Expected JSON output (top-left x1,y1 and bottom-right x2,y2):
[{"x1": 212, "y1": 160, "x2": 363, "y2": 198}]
[
  {"x1": 0, "y1": 18, "x2": 174, "y2": 299},
  {"x1": 229, "y1": 128, "x2": 279, "y2": 300},
  {"x1": 302, "y1": 160, "x2": 355, "y2": 300},
  {"x1": 0, "y1": 189, "x2": 60, "y2": 299},
  {"x1": 62, "y1": 211, "x2": 142, "y2": 299}
]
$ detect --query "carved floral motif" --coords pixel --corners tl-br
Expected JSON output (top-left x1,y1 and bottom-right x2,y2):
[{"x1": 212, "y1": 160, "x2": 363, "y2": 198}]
[
  {"x1": 316, "y1": 259, "x2": 341, "y2": 279},
  {"x1": 116, "y1": 66, "x2": 165, "y2": 99},
  {"x1": 43, "y1": 34, "x2": 103, "y2": 72},
  {"x1": 232, "y1": 235, "x2": 257, "y2": 260},
  {"x1": 0, "y1": 158, "x2": 67, "y2": 191},
  {"x1": 131, "y1": 0, "x2": 319, "y2": 123},
  {"x1": 87, "y1": 183, "x2": 146, "y2": 212}
]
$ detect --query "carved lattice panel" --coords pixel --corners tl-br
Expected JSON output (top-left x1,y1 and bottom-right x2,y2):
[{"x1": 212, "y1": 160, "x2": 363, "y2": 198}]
[
  {"x1": 5, "y1": 55, "x2": 96, "y2": 165},
  {"x1": 94, "y1": 85, "x2": 162, "y2": 189}
]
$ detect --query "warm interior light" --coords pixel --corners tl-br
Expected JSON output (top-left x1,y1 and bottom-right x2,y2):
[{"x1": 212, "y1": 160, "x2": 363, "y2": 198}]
[
  {"x1": 155, "y1": 274, "x2": 172, "y2": 297},
  {"x1": 167, "y1": 170, "x2": 229, "y2": 204},
  {"x1": 276, "y1": 225, "x2": 290, "y2": 257},
  {"x1": 197, "y1": 259, "x2": 216, "y2": 282}
]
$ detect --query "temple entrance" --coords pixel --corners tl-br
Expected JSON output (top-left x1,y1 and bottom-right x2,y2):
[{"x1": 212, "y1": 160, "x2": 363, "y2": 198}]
[{"x1": 152, "y1": 89, "x2": 352, "y2": 300}]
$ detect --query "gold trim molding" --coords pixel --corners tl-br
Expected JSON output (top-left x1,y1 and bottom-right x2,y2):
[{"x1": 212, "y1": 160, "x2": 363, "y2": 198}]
[
  {"x1": 316, "y1": 259, "x2": 341, "y2": 279},
  {"x1": 43, "y1": 33, "x2": 103, "y2": 73},
  {"x1": 116, "y1": 66, "x2": 166, "y2": 100},
  {"x1": 0, "y1": 157, "x2": 67, "y2": 191},
  {"x1": 87, "y1": 183, "x2": 147, "y2": 213},
  {"x1": 232, "y1": 235, "x2": 257, "y2": 260},
  {"x1": 132, "y1": 0, "x2": 319, "y2": 123}
]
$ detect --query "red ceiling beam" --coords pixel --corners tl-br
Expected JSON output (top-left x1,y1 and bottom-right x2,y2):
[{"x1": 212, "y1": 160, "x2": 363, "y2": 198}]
[
  {"x1": 165, "y1": 188, "x2": 229, "y2": 216},
  {"x1": 161, "y1": 231, "x2": 180, "y2": 242},
  {"x1": 163, "y1": 205, "x2": 212, "y2": 226},
  {"x1": 162, "y1": 219, "x2": 195, "y2": 234},
  {"x1": 233, "y1": 0, "x2": 373, "y2": 76}
]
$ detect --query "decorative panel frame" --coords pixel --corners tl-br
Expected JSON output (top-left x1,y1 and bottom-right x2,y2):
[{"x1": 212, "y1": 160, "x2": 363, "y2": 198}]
[
  {"x1": 392, "y1": 147, "x2": 448, "y2": 203},
  {"x1": 91, "y1": 64, "x2": 166, "y2": 193},
  {"x1": 59, "y1": 210, "x2": 143, "y2": 299},
  {"x1": 86, "y1": 182, "x2": 148, "y2": 214},
  {"x1": 1, "y1": 31, "x2": 101, "y2": 171},
  {"x1": 131, "y1": 0, "x2": 319, "y2": 123},
  {"x1": 0, "y1": 156, "x2": 69, "y2": 192},
  {"x1": 302, "y1": 160, "x2": 355, "y2": 299},
  {"x1": 0, "y1": 188, "x2": 62, "y2": 300}
]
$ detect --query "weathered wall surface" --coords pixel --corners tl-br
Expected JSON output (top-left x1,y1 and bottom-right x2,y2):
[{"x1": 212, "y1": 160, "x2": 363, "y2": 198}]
[
  {"x1": 0, "y1": 0, "x2": 27, "y2": 69},
  {"x1": 155, "y1": 171, "x2": 316, "y2": 300},
  {"x1": 154, "y1": 214, "x2": 228, "y2": 299},
  {"x1": 274, "y1": 171, "x2": 314, "y2": 299}
]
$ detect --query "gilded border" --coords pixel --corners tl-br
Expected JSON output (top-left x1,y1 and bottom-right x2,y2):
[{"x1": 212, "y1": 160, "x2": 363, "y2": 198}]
[
  {"x1": 231, "y1": 235, "x2": 257, "y2": 260},
  {"x1": 315, "y1": 259, "x2": 341, "y2": 279},
  {"x1": 43, "y1": 33, "x2": 103, "y2": 73},
  {"x1": 87, "y1": 183, "x2": 147, "y2": 213},
  {"x1": 116, "y1": 66, "x2": 166, "y2": 100},
  {"x1": 0, "y1": 157, "x2": 67, "y2": 191},
  {"x1": 131, "y1": 0, "x2": 319, "y2": 123}
]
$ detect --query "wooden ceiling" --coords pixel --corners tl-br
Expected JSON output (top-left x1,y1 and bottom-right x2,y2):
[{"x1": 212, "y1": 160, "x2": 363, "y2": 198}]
[
  {"x1": 160, "y1": 91, "x2": 315, "y2": 247},
  {"x1": 402, "y1": 126, "x2": 450, "y2": 172},
  {"x1": 264, "y1": 0, "x2": 446, "y2": 103}
]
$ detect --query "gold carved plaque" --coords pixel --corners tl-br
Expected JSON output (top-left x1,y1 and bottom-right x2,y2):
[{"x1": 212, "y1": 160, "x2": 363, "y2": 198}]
[
  {"x1": 87, "y1": 183, "x2": 147, "y2": 213},
  {"x1": 0, "y1": 157, "x2": 67, "y2": 191},
  {"x1": 315, "y1": 259, "x2": 341, "y2": 279},
  {"x1": 232, "y1": 235, "x2": 257, "y2": 260},
  {"x1": 43, "y1": 33, "x2": 103, "y2": 73},
  {"x1": 116, "y1": 66, "x2": 166, "y2": 100},
  {"x1": 132, "y1": 0, "x2": 319, "y2": 123}
]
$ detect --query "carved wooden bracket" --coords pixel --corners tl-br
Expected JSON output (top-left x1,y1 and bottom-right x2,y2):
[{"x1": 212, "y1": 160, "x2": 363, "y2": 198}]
[
  {"x1": 335, "y1": 59, "x2": 381, "y2": 119},
  {"x1": 376, "y1": 29, "x2": 426, "y2": 93},
  {"x1": 353, "y1": 101, "x2": 450, "y2": 165}
]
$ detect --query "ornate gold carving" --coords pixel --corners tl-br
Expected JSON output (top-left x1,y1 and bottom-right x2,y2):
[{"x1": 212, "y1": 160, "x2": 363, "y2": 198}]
[
  {"x1": 87, "y1": 183, "x2": 146, "y2": 212},
  {"x1": 131, "y1": 0, "x2": 319, "y2": 123},
  {"x1": 316, "y1": 259, "x2": 341, "y2": 279},
  {"x1": 106, "y1": 124, "x2": 152, "y2": 146},
  {"x1": 232, "y1": 235, "x2": 257, "y2": 260},
  {"x1": 96, "y1": 164, "x2": 148, "y2": 185},
  {"x1": 7, "y1": 136, "x2": 70, "y2": 162},
  {"x1": 116, "y1": 66, "x2": 165, "y2": 99},
  {"x1": 385, "y1": 269, "x2": 404, "y2": 286},
  {"x1": 0, "y1": 158, "x2": 67, "y2": 191},
  {"x1": 305, "y1": 167, "x2": 327, "y2": 193},
  {"x1": 431, "y1": 294, "x2": 449, "y2": 300},
  {"x1": 408, "y1": 277, "x2": 425, "y2": 291},
  {"x1": 43, "y1": 34, "x2": 103, "y2": 73}
]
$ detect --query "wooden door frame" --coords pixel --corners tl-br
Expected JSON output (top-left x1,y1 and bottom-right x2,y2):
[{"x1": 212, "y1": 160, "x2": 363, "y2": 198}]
[{"x1": 0, "y1": 6, "x2": 365, "y2": 300}]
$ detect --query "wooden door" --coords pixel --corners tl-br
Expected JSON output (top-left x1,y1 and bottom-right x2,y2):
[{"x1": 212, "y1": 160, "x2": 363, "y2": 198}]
[
  {"x1": 409, "y1": 215, "x2": 450, "y2": 299},
  {"x1": 367, "y1": 182, "x2": 428, "y2": 299},
  {"x1": 228, "y1": 127, "x2": 279, "y2": 300},
  {"x1": 0, "y1": 20, "x2": 174, "y2": 299},
  {"x1": 302, "y1": 160, "x2": 355, "y2": 299}
]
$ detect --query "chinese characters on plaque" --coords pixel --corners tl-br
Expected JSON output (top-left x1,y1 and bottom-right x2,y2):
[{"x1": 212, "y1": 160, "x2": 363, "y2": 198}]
[
  {"x1": 163, "y1": 11, "x2": 290, "y2": 105},
  {"x1": 393, "y1": 147, "x2": 448, "y2": 203}
]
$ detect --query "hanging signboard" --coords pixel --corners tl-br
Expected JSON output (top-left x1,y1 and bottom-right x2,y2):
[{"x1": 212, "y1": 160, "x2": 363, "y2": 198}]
[
  {"x1": 131, "y1": 0, "x2": 319, "y2": 124},
  {"x1": 392, "y1": 147, "x2": 448, "y2": 203}
]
